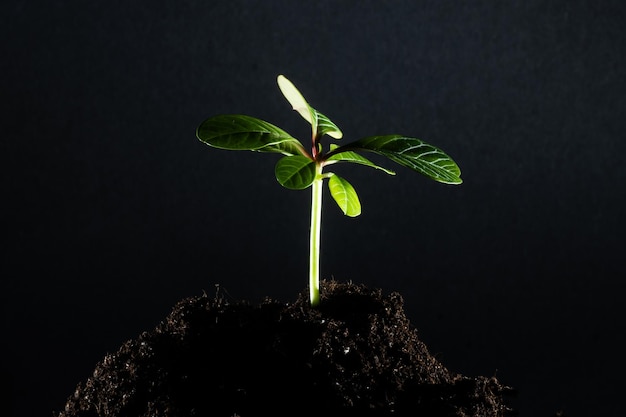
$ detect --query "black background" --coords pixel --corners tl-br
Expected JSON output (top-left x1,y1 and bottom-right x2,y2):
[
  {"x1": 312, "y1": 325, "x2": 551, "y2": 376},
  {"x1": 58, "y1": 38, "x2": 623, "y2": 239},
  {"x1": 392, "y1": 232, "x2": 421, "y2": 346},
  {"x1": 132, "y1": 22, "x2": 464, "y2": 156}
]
[{"x1": 2, "y1": 1, "x2": 625, "y2": 416}]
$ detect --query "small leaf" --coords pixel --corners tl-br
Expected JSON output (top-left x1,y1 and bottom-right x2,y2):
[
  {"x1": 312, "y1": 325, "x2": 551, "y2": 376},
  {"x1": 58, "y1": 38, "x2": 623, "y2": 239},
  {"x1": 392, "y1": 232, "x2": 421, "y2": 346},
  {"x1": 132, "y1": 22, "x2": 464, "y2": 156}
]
[
  {"x1": 277, "y1": 75, "x2": 313, "y2": 125},
  {"x1": 275, "y1": 156, "x2": 317, "y2": 190},
  {"x1": 348, "y1": 135, "x2": 462, "y2": 184},
  {"x1": 315, "y1": 110, "x2": 343, "y2": 139},
  {"x1": 196, "y1": 114, "x2": 307, "y2": 156},
  {"x1": 325, "y1": 147, "x2": 395, "y2": 175},
  {"x1": 328, "y1": 174, "x2": 361, "y2": 217},
  {"x1": 277, "y1": 75, "x2": 342, "y2": 140}
]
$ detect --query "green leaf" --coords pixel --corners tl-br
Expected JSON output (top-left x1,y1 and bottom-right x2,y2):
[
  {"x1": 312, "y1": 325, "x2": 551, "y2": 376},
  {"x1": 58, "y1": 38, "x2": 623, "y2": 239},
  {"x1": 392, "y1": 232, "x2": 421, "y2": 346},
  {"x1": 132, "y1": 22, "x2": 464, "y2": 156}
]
[
  {"x1": 196, "y1": 114, "x2": 308, "y2": 156},
  {"x1": 325, "y1": 146, "x2": 396, "y2": 175},
  {"x1": 275, "y1": 156, "x2": 317, "y2": 190},
  {"x1": 328, "y1": 174, "x2": 361, "y2": 217},
  {"x1": 277, "y1": 75, "x2": 312, "y2": 125},
  {"x1": 277, "y1": 75, "x2": 342, "y2": 139},
  {"x1": 315, "y1": 110, "x2": 342, "y2": 139},
  {"x1": 348, "y1": 135, "x2": 462, "y2": 184}
]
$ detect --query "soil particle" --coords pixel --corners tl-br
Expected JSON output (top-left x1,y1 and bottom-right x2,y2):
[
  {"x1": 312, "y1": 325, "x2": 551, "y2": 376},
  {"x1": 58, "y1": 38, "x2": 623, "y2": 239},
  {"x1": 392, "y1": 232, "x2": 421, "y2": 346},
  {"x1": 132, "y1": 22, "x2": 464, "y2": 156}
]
[{"x1": 58, "y1": 280, "x2": 514, "y2": 416}]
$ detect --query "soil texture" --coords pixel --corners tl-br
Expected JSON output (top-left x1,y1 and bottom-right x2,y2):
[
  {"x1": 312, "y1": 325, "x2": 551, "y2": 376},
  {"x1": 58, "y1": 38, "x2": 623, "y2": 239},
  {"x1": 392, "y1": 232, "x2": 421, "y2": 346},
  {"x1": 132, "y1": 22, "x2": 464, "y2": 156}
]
[{"x1": 58, "y1": 280, "x2": 514, "y2": 416}]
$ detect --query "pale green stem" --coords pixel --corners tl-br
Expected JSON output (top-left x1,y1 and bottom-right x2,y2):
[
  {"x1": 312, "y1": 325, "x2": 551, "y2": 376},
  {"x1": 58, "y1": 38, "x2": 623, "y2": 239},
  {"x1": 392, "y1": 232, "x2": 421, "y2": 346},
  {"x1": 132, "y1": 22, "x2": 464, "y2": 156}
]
[{"x1": 309, "y1": 163, "x2": 323, "y2": 307}]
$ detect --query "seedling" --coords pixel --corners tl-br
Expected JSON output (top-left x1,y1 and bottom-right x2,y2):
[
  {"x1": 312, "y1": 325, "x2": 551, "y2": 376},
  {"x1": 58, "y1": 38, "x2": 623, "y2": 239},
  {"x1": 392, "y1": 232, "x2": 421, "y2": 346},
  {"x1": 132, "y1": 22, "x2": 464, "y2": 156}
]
[{"x1": 196, "y1": 75, "x2": 462, "y2": 307}]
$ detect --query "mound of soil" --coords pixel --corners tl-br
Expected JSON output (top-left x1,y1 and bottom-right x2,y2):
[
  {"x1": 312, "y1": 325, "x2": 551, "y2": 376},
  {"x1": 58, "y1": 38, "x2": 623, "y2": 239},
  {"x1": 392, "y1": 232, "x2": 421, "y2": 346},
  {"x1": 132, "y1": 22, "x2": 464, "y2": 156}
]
[{"x1": 58, "y1": 281, "x2": 514, "y2": 416}]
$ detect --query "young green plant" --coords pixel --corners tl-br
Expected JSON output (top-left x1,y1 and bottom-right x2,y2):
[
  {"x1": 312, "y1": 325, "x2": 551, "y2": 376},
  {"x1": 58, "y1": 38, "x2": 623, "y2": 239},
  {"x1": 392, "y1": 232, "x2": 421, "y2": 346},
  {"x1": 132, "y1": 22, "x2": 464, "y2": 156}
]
[{"x1": 196, "y1": 75, "x2": 462, "y2": 307}]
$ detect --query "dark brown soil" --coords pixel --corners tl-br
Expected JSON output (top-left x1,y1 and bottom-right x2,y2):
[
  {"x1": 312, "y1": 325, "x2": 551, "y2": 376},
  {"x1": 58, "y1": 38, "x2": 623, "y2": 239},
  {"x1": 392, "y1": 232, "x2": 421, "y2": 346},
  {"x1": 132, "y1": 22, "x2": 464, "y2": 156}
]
[{"x1": 57, "y1": 281, "x2": 514, "y2": 417}]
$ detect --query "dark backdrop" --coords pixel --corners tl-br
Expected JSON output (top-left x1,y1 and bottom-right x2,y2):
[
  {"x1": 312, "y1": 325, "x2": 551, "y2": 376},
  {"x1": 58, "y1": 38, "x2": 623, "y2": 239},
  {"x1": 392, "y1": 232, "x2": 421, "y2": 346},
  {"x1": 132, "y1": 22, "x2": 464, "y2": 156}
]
[{"x1": 2, "y1": 1, "x2": 625, "y2": 416}]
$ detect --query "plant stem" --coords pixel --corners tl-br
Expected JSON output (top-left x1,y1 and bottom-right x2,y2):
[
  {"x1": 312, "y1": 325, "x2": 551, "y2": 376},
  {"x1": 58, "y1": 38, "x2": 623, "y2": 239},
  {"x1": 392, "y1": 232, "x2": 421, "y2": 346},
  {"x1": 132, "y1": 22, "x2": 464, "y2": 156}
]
[{"x1": 309, "y1": 163, "x2": 323, "y2": 307}]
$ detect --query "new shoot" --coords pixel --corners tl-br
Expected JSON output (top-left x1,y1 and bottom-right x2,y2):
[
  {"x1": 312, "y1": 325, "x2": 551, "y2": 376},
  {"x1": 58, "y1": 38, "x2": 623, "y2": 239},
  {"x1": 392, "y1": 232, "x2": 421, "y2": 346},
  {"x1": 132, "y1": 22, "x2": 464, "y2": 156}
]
[{"x1": 196, "y1": 75, "x2": 462, "y2": 307}]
